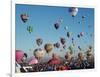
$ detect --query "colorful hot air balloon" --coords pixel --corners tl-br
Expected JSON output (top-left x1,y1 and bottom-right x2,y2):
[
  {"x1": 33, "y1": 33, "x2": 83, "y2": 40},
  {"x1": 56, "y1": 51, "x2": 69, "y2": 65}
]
[
  {"x1": 20, "y1": 13, "x2": 29, "y2": 23},
  {"x1": 16, "y1": 50, "x2": 24, "y2": 63},
  {"x1": 80, "y1": 32, "x2": 84, "y2": 37},
  {"x1": 27, "y1": 26, "x2": 33, "y2": 34},
  {"x1": 68, "y1": 45, "x2": 74, "y2": 54},
  {"x1": 36, "y1": 38, "x2": 43, "y2": 46},
  {"x1": 54, "y1": 42, "x2": 60, "y2": 48},
  {"x1": 28, "y1": 57, "x2": 38, "y2": 65},
  {"x1": 44, "y1": 43, "x2": 53, "y2": 53},
  {"x1": 69, "y1": 7, "x2": 78, "y2": 17},
  {"x1": 65, "y1": 52, "x2": 72, "y2": 61},
  {"x1": 34, "y1": 48, "x2": 45, "y2": 60},
  {"x1": 60, "y1": 38, "x2": 66, "y2": 45}
]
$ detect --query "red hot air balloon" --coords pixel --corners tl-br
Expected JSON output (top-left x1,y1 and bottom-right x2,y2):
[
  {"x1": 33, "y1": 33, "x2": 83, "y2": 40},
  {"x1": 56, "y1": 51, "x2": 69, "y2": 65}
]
[{"x1": 48, "y1": 53, "x2": 61, "y2": 65}]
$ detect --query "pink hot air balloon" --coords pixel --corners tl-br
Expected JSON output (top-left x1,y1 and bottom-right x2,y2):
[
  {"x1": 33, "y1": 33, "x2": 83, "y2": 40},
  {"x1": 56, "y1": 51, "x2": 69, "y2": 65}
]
[
  {"x1": 28, "y1": 57, "x2": 38, "y2": 65},
  {"x1": 80, "y1": 32, "x2": 84, "y2": 37},
  {"x1": 16, "y1": 50, "x2": 24, "y2": 63}
]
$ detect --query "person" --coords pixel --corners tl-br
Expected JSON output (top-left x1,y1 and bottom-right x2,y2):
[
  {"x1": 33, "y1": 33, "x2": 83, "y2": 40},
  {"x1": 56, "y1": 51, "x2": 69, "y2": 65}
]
[{"x1": 15, "y1": 62, "x2": 21, "y2": 73}]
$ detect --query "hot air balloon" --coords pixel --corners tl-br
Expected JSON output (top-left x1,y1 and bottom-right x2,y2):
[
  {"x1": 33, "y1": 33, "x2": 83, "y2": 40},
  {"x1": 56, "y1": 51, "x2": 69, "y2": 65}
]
[
  {"x1": 67, "y1": 32, "x2": 71, "y2": 38},
  {"x1": 44, "y1": 43, "x2": 53, "y2": 53},
  {"x1": 60, "y1": 38, "x2": 66, "y2": 45},
  {"x1": 78, "y1": 46, "x2": 82, "y2": 51},
  {"x1": 71, "y1": 37, "x2": 74, "y2": 43},
  {"x1": 54, "y1": 42, "x2": 60, "y2": 48},
  {"x1": 27, "y1": 26, "x2": 33, "y2": 34},
  {"x1": 78, "y1": 21, "x2": 81, "y2": 24},
  {"x1": 77, "y1": 34, "x2": 80, "y2": 38},
  {"x1": 89, "y1": 45, "x2": 92, "y2": 50},
  {"x1": 20, "y1": 13, "x2": 29, "y2": 23},
  {"x1": 69, "y1": 7, "x2": 78, "y2": 17},
  {"x1": 78, "y1": 52, "x2": 84, "y2": 60},
  {"x1": 16, "y1": 50, "x2": 24, "y2": 63},
  {"x1": 65, "y1": 52, "x2": 72, "y2": 62},
  {"x1": 58, "y1": 17, "x2": 63, "y2": 23},
  {"x1": 68, "y1": 45, "x2": 74, "y2": 54},
  {"x1": 82, "y1": 16, "x2": 85, "y2": 20},
  {"x1": 63, "y1": 44, "x2": 66, "y2": 49},
  {"x1": 80, "y1": 32, "x2": 84, "y2": 37},
  {"x1": 28, "y1": 57, "x2": 38, "y2": 65},
  {"x1": 48, "y1": 53, "x2": 61, "y2": 65},
  {"x1": 64, "y1": 26, "x2": 68, "y2": 30},
  {"x1": 54, "y1": 22, "x2": 60, "y2": 30},
  {"x1": 34, "y1": 48, "x2": 45, "y2": 60},
  {"x1": 36, "y1": 38, "x2": 43, "y2": 46}
]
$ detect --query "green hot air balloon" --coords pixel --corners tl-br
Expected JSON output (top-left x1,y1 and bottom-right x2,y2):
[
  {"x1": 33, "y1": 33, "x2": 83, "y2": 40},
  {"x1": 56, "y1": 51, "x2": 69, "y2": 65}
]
[
  {"x1": 27, "y1": 26, "x2": 33, "y2": 34},
  {"x1": 68, "y1": 45, "x2": 74, "y2": 54}
]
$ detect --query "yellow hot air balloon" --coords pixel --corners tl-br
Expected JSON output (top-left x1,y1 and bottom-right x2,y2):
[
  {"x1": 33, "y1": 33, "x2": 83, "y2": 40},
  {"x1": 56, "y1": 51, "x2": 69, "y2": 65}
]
[{"x1": 44, "y1": 43, "x2": 53, "y2": 53}]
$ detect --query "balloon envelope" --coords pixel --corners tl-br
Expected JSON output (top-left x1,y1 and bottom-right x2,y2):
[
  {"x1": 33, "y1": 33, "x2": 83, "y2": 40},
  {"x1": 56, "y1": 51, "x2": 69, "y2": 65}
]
[
  {"x1": 36, "y1": 38, "x2": 43, "y2": 46},
  {"x1": 69, "y1": 7, "x2": 78, "y2": 17},
  {"x1": 48, "y1": 53, "x2": 61, "y2": 64},
  {"x1": 60, "y1": 38, "x2": 66, "y2": 45},
  {"x1": 78, "y1": 46, "x2": 81, "y2": 51},
  {"x1": 20, "y1": 13, "x2": 29, "y2": 23},
  {"x1": 68, "y1": 45, "x2": 74, "y2": 54},
  {"x1": 77, "y1": 34, "x2": 80, "y2": 38},
  {"x1": 54, "y1": 23, "x2": 60, "y2": 30},
  {"x1": 54, "y1": 42, "x2": 60, "y2": 48},
  {"x1": 64, "y1": 26, "x2": 68, "y2": 30},
  {"x1": 16, "y1": 50, "x2": 24, "y2": 63},
  {"x1": 28, "y1": 57, "x2": 38, "y2": 65},
  {"x1": 80, "y1": 32, "x2": 84, "y2": 36},
  {"x1": 67, "y1": 32, "x2": 71, "y2": 38},
  {"x1": 44, "y1": 43, "x2": 53, "y2": 53},
  {"x1": 34, "y1": 48, "x2": 45, "y2": 60},
  {"x1": 27, "y1": 26, "x2": 33, "y2": 34}
]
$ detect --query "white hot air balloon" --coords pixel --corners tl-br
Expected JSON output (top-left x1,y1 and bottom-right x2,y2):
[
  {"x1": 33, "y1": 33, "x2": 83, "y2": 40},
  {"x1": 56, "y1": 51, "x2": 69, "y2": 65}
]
[
  {"x1": 69, "y1": 7, "x2": 78, "y2": 17},
  {"x1": 34, "y1": 48, "x2": 45, "y2": 60}
]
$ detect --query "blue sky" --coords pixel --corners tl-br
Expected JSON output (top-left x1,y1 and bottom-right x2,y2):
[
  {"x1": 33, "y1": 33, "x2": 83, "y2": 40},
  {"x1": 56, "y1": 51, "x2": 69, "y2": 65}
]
[{"x1": 15, "y1": 4, "x2": 94, "y2": 59}]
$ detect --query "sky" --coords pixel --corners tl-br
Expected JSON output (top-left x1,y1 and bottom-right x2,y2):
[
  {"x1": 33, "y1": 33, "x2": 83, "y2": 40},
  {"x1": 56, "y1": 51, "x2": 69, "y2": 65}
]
[{"x1": 15, "y1": 4, "x2": 94, "y2": 60}]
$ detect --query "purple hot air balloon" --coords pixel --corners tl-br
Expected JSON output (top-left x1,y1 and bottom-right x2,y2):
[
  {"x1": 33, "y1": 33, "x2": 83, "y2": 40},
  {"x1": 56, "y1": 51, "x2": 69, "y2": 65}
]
[
  {"x1": 54, "y1": 42, "x2": 60, "y2": 48},
  {"x1": 60, "y1": 38, "x2": 66, "y2": 45}
]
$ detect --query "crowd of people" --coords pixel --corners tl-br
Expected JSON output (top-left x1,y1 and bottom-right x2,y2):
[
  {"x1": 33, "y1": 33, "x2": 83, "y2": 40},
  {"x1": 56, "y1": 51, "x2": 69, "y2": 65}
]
[{"x1": 15, "y1": 46, "x2": 94, "y2": 73}]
